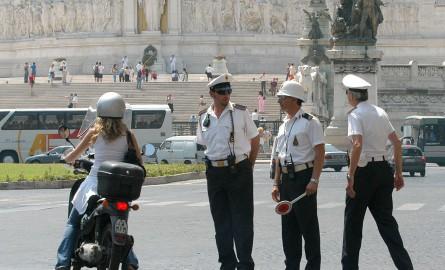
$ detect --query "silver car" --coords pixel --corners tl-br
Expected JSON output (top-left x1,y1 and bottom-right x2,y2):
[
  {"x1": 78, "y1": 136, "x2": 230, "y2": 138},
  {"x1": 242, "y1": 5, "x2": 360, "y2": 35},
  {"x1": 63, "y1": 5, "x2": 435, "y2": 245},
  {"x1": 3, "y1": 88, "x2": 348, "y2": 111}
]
[
  {"x1": 324, "y1": 144, "x2": 348, "y2": 172},
  {"x1": 25, "y1": 145, "x2": 73, "y2": 163}
]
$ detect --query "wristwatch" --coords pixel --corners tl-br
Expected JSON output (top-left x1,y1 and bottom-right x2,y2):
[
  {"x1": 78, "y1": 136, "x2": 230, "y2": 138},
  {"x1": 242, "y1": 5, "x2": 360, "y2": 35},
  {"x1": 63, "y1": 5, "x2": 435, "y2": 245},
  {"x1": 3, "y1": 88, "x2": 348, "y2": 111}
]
[
  {"x1": 310, "y1": 178, "x2": 319, "y2": 184},
  {"x1": 347, "y1": 173, "x2": 351, "y2": 181}
]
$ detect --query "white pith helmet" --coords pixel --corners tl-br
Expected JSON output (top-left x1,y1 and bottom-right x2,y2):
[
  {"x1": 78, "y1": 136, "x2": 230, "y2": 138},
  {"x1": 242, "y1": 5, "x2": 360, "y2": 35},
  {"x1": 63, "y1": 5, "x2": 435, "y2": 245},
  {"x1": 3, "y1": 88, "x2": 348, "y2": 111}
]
[
  {"x1": 96, "y1": 92, "x2": 126, "y2": 118},
  {"x1": 276, "y1": 80, "x2": 306, "y2": 102}
]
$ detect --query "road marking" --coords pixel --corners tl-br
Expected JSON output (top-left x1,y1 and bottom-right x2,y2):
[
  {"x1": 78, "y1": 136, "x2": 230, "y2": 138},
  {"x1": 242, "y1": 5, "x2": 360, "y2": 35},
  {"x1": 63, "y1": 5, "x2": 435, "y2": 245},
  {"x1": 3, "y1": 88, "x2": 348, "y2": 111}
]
[
  {"x1": 396, "y1": 203, "x2": 425, "y2": 211},
  {"x1": 318, "y1": 202, "x2": 344, "y2": 209},
  {"x1": 144, "y1": 201, "x2": 189, "y2": 206},
  {"x1": 0, "y1": 203, "x2": 67, "y2": 214},
  {"x1": 185, "y1": 202, "x2": 209, "y2": 207},
  {"x1": 439, "y1": 205, "x2": 445, "y2": 212}
]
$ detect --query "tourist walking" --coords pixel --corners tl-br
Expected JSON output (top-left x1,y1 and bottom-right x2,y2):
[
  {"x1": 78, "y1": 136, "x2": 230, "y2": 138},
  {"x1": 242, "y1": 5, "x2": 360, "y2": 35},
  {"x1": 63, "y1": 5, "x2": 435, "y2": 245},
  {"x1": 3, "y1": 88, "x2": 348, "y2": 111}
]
[
  {"x1": 196, "y1": 73, "x2": 259, "y2": 270},
  {"x1": 48, "y1": 63, "x2": 55, "y2": 87},
  {"x1": 24, "y1": 62, "x2": 29, "y2": 83},
  {"x1": 341, "y1": 74, "x2": 413, "y2": 270},
  {"x1": 205, "y1": 64, "x2": 214, "y2": 81},
  {"x1": 111, "y1": 64, "x2": 118, "y2": 83},
  {"x1": 166, "y1": 94, "x2": 174, "y2": 113},
  {"x1": 257, "y1": 91, "x2": 266, "y2": 113},
  {"x1": 259, "y1": 72, "x2": 267, "y2": 95},
  {"x1": 72, "y1": 93, "x2": 79, "y2": 108}
]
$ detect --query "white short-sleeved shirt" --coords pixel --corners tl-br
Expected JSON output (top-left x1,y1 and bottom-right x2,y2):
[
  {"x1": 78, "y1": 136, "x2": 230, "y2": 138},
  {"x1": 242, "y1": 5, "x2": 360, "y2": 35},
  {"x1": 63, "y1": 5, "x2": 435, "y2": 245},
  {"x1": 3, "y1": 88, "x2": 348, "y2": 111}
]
[
  {"x1": 276, "y1": 109, "x2": 324, "y2": 166},
  {"x1": 196, "y1": 102, "x2": 259, "y2": 160},
  {"x1": 347, "y1": 101, "x2": 395, "y2": 167}
]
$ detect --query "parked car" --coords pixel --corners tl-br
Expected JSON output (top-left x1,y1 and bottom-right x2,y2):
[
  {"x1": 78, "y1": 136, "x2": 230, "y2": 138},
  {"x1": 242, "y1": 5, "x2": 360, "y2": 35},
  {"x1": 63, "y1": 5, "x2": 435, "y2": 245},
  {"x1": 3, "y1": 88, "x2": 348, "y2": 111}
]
[
  {"x1": 324, "y1": 144, "x2": 348, "y2": 172},
  {"x1": 156, "y1": 136, "x2": 206, "y2": 164},
  {"x1": 25, "y1": 145, "x2": 74, "y2": 163},
  {"x1": 400, "y1": 145, "x2": 426, "y2": 177}
]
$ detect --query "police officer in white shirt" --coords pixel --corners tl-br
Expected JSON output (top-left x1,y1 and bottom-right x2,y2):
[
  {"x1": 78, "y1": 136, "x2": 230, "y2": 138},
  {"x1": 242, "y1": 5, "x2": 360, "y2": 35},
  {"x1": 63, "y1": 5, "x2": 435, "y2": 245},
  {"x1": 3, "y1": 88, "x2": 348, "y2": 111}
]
[
  {"x1": 341, "y1": 74, "x2": 413, "y2": 270},
  {"x1": 197, "y1": 73, "x2": 260, "y2": 270},
  {"x1": 271, "y1": 80, "x2": 325, "y2": 270}
]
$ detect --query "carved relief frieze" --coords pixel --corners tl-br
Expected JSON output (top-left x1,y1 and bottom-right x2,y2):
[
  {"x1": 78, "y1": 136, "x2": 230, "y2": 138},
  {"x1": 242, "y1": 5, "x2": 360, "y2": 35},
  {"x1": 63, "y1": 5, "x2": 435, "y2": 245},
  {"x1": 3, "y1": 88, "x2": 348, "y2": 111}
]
[
  {"x1": 379, "y1": 93, "x2": 445, "y2": 105},
  {"x1": 334, "y1": 61, "x2": 378, "y2": 73},
  {"x1": 0, "y1": 0, "x2": 123, "y2": 40},
  {"x1": 418, "y1": 66, "x2": 444, "y2": 78},
  {"x1": 380, "y1": 66, "x2": 410, "y2": 78}
]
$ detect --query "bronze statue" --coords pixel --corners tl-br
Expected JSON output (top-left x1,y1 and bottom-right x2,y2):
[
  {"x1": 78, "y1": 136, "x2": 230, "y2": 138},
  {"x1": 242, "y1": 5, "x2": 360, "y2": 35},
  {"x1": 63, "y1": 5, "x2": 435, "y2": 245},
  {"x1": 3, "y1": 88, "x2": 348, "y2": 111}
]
[{"x1": 331, "y1": 0, "x2": 384, "y2": 43}]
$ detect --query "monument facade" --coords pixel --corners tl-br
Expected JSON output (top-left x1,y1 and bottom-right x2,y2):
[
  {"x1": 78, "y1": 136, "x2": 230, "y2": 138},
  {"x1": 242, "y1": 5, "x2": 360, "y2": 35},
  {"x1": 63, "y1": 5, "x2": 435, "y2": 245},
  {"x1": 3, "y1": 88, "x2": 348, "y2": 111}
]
[{"x1": 0, "y1": 0, "x2": 445, "y2": 77}]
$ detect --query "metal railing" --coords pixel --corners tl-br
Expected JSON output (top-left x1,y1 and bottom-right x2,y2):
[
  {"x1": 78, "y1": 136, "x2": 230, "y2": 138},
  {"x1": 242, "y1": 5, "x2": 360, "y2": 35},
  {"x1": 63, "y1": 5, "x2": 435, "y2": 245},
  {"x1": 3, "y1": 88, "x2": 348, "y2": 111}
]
[{"x1": 172, "y1": 120, "x2": 283, "y2": 136}]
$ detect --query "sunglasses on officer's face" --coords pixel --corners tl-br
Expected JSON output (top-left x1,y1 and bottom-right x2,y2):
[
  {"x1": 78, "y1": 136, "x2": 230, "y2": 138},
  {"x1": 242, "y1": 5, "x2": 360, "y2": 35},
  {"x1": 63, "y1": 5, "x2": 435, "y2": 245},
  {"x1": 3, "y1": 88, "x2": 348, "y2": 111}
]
[{"x1": 215, "y1": 89, "x2": 232, "y2": 95}]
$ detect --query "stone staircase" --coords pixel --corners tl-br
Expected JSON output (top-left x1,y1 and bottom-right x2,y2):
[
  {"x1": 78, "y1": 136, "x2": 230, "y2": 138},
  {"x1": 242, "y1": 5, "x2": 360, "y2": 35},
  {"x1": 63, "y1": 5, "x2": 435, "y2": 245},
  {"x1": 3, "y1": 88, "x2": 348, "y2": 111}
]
[{"x1": 0, "y1": 80, "x2": 282, "y2": 122}]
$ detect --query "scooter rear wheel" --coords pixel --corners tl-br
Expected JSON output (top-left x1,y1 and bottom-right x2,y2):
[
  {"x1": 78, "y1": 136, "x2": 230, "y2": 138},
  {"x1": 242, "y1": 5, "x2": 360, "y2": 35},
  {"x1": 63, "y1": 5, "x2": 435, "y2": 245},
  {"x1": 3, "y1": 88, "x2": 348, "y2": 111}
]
[{"x1": 97, "y1": 224, "x2": 124, "y2": 270}]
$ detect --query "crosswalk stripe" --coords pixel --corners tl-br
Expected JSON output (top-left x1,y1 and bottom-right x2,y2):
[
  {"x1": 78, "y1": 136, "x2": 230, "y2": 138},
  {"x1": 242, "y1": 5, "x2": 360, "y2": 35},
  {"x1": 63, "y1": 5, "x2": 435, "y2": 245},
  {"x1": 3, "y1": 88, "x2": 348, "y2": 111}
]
[
  {"x1": 185, "y1": 202, "x2": 209, "y2": 207},
  {"x1": 396, "y1": 203, "x2": 425, "y2": 211},
  {"x1": 144, "y1": 201, "x2": 189, "y2": 206},
  {"x1": 318, "y1": 202, "x2": 344, "y2": 209},
  {"x1": 439, "y1": 205, "x2": 445, "y2": 212}
]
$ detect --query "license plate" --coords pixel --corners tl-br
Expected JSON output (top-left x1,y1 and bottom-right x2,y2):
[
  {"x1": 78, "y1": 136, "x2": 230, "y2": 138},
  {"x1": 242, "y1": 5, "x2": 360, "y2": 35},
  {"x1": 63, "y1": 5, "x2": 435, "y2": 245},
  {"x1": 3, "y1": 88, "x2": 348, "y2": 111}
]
[
  {"x1": 404, "y1": 158, "x2": 415, "y2": 163},
  {"x1": 114, "y1": 219, "x2": 128, "y2": 234}
]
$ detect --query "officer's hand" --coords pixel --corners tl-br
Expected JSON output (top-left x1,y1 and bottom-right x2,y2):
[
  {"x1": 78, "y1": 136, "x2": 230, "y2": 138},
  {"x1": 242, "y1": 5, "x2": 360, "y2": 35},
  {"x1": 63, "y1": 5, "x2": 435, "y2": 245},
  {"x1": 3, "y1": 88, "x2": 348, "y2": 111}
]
[
  {"x1": 305, "y1": 182, "x2": 318, "y2": 196},
  {"x1": 346, "y1": 175, "x2": 356, "y2": 198},
  {"x1": 271, "y1": 185, "x2": 280, "y2": 202},
  {"x1": 394, "y1": 173, "x2": 404, "y2": 191}
]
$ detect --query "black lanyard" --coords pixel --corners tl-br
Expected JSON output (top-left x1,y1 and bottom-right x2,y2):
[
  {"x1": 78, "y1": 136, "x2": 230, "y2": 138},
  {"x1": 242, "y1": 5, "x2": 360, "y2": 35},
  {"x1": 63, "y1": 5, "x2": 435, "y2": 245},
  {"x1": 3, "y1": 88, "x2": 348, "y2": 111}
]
[
  {"x1": 228, "y1": 110, "x2": 235, "y2": 156},
  {"x1": 285, "y1": 117, "x2": 298, "y2": 159}
]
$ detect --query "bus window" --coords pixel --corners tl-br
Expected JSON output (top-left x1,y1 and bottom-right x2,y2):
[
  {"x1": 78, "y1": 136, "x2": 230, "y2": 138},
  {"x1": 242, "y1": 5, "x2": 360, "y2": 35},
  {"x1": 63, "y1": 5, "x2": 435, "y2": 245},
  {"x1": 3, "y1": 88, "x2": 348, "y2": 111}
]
[
  {"x1": 424, "y1": 125, "x2": 439, "y2": 143},
  {"x1": 66, "y1": 111, "x2": 86, "y2": 129},
  {"x1": 2, "y1": 112, "x2": 38, "y2": 130},
  {"x1": 38, "y1": 112, "x2": 65, "y2": 130},
  {"x1": 0, "y1": 111, "x2": 9, "y2": 122},
  {"x1": 132, "y1": 110, "x2": 166, "y2": 129}
]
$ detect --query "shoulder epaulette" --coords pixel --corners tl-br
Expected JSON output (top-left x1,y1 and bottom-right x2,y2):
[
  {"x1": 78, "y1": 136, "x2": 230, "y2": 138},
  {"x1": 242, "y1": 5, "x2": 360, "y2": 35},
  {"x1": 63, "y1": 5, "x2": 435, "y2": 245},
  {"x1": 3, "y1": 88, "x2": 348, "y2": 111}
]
[
  {"x1": 302, "y1": 113, "x2": 313, "y2": 120},
  {"x1": 198, "y1": 108, "x2": 208, "y2": 116},
  {"x1": 347, "y1": 107, "x2": 356, "y2": 114},
  {"x1": 233, "y1": 104, "x2": 247, "y2": 110}
]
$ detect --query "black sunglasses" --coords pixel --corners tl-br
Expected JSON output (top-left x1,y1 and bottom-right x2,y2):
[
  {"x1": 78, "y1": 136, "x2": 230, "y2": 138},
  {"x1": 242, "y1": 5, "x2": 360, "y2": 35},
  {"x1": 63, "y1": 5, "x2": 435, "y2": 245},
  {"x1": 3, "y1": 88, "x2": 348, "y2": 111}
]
[{"x1": 215, "y1": 89, "x2": 232, "y2": 95}]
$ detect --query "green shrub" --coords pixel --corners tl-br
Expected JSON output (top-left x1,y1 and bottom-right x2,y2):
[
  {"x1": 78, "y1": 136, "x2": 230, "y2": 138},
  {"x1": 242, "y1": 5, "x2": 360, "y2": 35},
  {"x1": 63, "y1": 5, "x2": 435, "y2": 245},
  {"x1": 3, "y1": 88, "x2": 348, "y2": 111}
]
[{"x1": 0, "y1": 163, "x2": 205, "y2": 182}]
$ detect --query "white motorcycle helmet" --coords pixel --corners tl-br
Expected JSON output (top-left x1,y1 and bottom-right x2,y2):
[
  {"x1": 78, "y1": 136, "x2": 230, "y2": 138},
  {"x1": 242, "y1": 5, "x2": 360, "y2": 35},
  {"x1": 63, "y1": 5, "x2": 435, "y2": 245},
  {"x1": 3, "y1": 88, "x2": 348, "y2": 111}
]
[
  {"x1": 276, "y1": 80, "x2": 306, "y2": 102},
  {"x1": 96, "y1": 92, "x2": 125, "y2": 118}
]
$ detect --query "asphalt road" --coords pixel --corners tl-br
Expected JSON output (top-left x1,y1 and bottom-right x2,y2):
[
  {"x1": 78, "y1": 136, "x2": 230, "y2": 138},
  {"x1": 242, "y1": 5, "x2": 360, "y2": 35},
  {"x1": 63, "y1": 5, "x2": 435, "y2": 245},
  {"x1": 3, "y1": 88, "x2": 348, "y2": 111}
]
[{"x1": 1, "y1": 164, "x2": 444, "y2": 270}]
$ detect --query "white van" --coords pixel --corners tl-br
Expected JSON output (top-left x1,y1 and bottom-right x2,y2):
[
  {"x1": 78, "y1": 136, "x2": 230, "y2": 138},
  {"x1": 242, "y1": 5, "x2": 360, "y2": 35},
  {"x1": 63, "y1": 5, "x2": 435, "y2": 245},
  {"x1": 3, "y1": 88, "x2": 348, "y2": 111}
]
[{"x1": 156, "y1": 136, "x2": 206, "y2": 164}]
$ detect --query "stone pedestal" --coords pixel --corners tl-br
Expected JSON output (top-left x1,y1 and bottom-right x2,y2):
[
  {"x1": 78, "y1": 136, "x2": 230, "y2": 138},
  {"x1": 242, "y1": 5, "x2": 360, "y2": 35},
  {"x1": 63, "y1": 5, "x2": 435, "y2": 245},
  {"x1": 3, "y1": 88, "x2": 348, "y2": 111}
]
[
  {"x1": 325, "y1": 45, "x2": 383, "y2": 149},
  {"x1": 212, "y1": 57, "x2": 229, "y2": 76}
]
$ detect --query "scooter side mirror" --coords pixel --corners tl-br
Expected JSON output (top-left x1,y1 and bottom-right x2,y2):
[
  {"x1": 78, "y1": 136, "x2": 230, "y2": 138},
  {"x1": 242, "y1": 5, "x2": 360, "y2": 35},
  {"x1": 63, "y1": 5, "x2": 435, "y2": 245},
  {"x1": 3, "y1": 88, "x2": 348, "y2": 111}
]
[
  {"x1": 142, "y1": 144, "x2": 156, "y2": 157},
  {"x1": 58, "y1": 125, "x2": 70, "y2": 139},
  {"x1": 58, "y1": 125, "x2": 75, "y2": 148}
]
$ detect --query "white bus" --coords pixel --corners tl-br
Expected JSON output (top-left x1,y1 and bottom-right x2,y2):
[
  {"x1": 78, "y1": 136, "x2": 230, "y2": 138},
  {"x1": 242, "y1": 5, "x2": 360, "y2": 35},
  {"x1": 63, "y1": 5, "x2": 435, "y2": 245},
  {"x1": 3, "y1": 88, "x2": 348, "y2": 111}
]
[
  {"x1": 0, "y1": 105, "x2": 172, "y2": 163},
  {"x1": 401, "y1": 115, "x2": 445, "y2": 166}
]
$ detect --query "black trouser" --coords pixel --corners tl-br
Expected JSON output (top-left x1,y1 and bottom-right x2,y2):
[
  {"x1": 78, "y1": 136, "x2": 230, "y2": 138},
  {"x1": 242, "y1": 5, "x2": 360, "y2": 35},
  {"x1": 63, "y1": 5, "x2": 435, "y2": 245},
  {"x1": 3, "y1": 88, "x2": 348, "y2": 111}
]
[
  {"x1": 342, "y1": 161, "x2": 413, "y2": 270},
  {"x1": 206, "y1": 159, "x2": 255, "y2": 270},
  {"x1": 280, "y1": 168, "x2": 320, "y2": 270}
]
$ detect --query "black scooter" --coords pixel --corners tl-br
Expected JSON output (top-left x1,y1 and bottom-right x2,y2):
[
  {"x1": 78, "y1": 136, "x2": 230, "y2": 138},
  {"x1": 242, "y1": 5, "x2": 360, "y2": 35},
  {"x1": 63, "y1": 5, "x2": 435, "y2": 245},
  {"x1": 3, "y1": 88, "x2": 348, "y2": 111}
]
[{"x1": 59, "y1": 126, "x2": 144, "y2": 270}]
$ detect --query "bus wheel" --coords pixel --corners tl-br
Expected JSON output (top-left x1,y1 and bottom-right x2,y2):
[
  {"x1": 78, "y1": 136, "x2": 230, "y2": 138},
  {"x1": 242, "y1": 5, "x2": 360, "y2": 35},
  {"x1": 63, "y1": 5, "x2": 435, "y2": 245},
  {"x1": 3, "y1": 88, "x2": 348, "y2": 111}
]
[
  {"x1": 0, "y1": 151, "x2": 19, "y2": 163},
  {"x1": 409, "y1": 172, "x2": 415, "y2": 177},
  {"x1": 161, "y1": 160, "x2": 168, "y2": 164},
  {"x1": 184, "y1": 160, "x2": 192, "y2": 165},
  {"x1": 420, "y1": 170, "x2": 426, "y2": 177}
]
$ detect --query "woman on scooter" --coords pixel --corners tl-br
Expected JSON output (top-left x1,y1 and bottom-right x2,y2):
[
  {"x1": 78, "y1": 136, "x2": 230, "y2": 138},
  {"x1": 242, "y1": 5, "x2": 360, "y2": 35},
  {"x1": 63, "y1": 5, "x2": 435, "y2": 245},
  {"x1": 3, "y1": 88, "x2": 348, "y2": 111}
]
[{"x1": 55, "y1": 92, "x2": 140, "y2": 270}]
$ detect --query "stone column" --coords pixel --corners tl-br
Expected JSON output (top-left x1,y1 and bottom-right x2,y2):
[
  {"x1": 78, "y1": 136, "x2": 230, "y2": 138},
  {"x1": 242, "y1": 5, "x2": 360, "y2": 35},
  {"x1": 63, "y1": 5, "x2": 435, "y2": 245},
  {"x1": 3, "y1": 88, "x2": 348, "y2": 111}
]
[
  {"x1": 123, "y1": 0, "x2": 137, "y2": 35},
  {"x1": 167, "y1": 0, "x2": 181, "y2": 34},
  {"x1": 324, "y1": 45, "x2": 383, "y2": 149}
]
